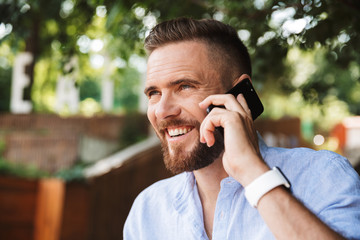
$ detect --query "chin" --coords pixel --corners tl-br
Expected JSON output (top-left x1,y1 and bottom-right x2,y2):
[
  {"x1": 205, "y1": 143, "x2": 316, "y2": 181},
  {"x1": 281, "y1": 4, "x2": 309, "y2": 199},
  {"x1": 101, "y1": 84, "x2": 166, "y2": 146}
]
[{"x1": 161, "y1": 130, "x2": 224, "y2": 175}]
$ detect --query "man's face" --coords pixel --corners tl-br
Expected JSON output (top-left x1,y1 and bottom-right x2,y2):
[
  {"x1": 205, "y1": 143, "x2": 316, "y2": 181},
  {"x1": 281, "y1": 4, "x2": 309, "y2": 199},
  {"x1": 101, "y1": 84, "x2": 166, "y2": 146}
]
[{"x1": 145, "y1": 41, "x2": 225, "y2": 174}]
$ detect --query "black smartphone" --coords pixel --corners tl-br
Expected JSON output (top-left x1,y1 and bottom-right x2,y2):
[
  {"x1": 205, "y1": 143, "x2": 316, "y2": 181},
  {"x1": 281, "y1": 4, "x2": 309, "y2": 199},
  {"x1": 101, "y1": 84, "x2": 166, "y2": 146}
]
[{"x1": 207, "y1": 78, "x2": 264, "y2": 120}]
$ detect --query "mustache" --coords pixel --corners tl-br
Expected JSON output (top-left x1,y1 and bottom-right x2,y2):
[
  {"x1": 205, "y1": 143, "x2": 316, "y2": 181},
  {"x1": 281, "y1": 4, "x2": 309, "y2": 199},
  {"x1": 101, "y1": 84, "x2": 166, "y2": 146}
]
[{"x1": 157, "y1": 119, "x2": 200, "y2": 132}]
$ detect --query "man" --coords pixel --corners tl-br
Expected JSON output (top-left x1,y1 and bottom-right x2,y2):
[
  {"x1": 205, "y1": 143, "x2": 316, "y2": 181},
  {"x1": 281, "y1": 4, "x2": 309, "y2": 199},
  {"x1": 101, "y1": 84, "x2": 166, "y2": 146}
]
[{"x1": 124, "y1": 17, "x2": 360, "y2": 239}]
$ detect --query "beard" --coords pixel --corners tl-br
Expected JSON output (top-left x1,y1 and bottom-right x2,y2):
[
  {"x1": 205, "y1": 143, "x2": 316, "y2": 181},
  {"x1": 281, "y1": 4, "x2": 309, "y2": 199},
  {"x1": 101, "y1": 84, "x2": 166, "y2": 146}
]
[{"x1": 156, "y1": 118, "x2": 224, "y2": 175}]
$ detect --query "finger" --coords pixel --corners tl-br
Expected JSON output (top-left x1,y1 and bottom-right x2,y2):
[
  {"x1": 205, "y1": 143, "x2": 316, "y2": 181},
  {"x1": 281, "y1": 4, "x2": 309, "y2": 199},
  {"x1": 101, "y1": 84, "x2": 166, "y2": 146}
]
[
  {"x1": 200, "y1": 115, "x2": 216, "y2": 147},
  {"x1": 236, "y1": 94, "x2": 252, "y2": 118},
  {"x1": 199, "y1": 94, "x2": 246, "y2": 115},
  {"x1": 200, "y1": 119, "x2": 215, "y2": 147},
  {"x1": 200, "y1": 108, "x2": 225, "y2": 147},
  {"x1": 199, "y1": 94, "x2": 235, "y2": 109},
  {"x1": 203, "y1": 125, "x2": 215, "y2": 147}
]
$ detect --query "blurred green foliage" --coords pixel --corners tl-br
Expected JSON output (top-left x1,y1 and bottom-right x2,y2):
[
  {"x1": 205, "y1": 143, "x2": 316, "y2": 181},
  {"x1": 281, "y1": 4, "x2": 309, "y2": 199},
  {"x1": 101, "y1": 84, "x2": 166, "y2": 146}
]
[
  {"x1": 0, "y1": 158, "x2": 50, "y2": 179},
  {"x1": 0, "y1": 0, "x2": 359, "y2": 180},
  {"x1": 0, "y1": 156, "x2": 89, "y2": 181},
  {"x1": 0, "y1": 0, "x2": 359, "y2": 130},
  {"x1": 54, "y1": 161, "x2": 88, "y2": 182},
  {"x1": 0, "y1": 138, "x2": 50, "y2": 178},
  {"x1": 79, "y1": 77, "x2": 101, "y2": 101},
  {"x1": 0, "y1": 68, "x2": 11, "y2": 112}
]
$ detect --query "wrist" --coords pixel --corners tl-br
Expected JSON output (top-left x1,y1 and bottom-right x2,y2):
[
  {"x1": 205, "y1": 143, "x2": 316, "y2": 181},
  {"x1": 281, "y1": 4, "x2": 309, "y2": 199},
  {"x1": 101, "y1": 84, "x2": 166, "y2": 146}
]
[
  {"x1": 235, "y1": 158, "x2": 270, "y2": 187},
  {"x1": 244, "y1": 167, "x2": 291, "y2": 208}
]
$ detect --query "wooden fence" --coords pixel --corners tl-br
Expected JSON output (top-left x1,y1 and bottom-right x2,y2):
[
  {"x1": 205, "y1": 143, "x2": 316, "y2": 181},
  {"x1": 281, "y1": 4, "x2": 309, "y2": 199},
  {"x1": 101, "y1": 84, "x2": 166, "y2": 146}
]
[
  {"x1": 0, "y1": 177, "x2": 65, "y2": 240},
  {"x1": 0, "y1": 137, "x2": 171, "y2": 240}
]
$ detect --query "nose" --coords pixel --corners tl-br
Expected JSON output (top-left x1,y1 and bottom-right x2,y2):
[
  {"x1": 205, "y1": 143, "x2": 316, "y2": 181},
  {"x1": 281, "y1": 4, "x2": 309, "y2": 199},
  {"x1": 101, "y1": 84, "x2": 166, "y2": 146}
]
[{"x1": 155, "y1": 93, "x2": 181, "y2": 120}]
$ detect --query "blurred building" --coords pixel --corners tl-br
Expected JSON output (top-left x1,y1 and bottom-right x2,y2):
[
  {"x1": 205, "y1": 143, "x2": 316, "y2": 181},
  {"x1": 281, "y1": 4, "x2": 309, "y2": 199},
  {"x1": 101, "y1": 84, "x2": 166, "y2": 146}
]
[{"x1": 331, "y1": 116, "x2": 360, "y2": 167}]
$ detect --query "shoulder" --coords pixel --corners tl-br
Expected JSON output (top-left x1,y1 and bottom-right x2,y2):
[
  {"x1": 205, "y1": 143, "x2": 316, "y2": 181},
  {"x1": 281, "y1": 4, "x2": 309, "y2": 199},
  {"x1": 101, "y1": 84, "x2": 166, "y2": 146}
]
[
  {"x1": 124, "y1": 172, "x2": 191, "y2": 239},
  {"x1": 137, "y1": 172, "x2": 189, "y2": 201},
  {"x1": 264, "y1": 146, "x2": 355, "y2": 175},
  {"x1": 125, "y1": 172, "x2": 190, "y2": 220}
]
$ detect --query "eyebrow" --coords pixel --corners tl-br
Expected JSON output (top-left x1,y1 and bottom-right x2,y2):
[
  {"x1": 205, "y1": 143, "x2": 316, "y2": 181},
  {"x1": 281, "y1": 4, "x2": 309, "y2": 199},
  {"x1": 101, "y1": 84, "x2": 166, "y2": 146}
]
[
  {"x1": 144, "y1": 78, "x2": 201, "y2": 95},
  {"x1": 144, "y1": 86, "x2": 157, "y2": 95}
]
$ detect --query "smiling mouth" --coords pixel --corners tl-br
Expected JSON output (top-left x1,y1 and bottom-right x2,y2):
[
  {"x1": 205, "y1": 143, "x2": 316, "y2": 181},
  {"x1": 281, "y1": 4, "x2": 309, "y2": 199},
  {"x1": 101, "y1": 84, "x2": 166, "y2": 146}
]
[{"x1": 167, "y1": 127, "x2": 194, "y2": 137}]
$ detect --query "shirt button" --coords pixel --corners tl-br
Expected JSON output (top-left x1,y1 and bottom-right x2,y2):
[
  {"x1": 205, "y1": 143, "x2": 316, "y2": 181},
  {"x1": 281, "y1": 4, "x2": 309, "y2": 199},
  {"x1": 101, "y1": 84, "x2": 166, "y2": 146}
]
[{"x1": 220, "y1": 211, "x2": 225, "y2": 219}]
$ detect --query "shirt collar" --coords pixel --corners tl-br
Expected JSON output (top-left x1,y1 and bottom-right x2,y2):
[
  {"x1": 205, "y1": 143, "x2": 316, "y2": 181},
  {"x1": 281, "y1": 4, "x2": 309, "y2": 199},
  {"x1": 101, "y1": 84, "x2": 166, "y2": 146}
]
[{"x1": 173, "y1": 133, "x2": 270, "y2": 211}]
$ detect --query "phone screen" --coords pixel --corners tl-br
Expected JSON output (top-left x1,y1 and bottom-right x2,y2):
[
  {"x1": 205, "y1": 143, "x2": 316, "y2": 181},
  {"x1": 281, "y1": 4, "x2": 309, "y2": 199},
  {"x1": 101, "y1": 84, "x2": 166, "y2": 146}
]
[{"x1": 207, "y1": 78, "x2": 264, "y2": 120}]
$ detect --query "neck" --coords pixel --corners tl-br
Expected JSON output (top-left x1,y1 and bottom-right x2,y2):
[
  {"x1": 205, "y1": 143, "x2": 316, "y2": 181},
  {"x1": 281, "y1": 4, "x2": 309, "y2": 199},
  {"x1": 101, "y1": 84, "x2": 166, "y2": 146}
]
[
  {"x1": 193, "y1": 155, "x2": 228, "y2": 240},
  {"x1": 193, "y1": 155, "x2": 228, "y2": 203}
]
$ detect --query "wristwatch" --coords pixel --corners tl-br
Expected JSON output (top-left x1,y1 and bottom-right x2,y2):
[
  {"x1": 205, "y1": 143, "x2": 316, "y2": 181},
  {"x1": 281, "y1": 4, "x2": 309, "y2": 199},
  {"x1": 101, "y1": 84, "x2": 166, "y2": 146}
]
[{"x1": 245, "y1": 167, "x2": 291, "y2": 208}]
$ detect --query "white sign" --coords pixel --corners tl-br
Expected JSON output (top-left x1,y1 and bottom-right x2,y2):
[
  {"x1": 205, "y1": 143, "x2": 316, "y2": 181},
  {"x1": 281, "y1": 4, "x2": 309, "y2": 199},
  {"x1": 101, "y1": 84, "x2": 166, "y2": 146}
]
[
  {"x1": 55, "y1": 76, "x2": 79, "y2": 114},
  {"x1": 10, "y1": 52, "x2": 33, "y2": 113},
  {"x1": 54, "y1": 57, "x2": 79, "y2": 114},
  {"x1": 101, "y1": 79, "x2": 114, "y2": 111},
  {"x1": 9, "y1": 53, "x2": 145, "y2": 114},
  {"x1": 101, "y1": 56, "x2": 114, "y2": 112}
]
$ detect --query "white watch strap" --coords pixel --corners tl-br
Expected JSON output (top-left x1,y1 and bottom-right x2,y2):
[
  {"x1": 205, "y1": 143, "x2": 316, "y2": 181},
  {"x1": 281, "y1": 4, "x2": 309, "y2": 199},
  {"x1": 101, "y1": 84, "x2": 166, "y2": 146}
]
[{"x1": 245, "y1": 167, "x2": 290, "y2": 208}]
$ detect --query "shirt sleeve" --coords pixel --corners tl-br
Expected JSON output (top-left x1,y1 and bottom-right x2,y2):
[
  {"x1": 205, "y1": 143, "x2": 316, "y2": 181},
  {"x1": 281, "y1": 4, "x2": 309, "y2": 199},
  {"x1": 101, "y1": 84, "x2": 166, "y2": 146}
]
[{"x1": 303, "y1": 151, "x2": 360, "y2": 239}]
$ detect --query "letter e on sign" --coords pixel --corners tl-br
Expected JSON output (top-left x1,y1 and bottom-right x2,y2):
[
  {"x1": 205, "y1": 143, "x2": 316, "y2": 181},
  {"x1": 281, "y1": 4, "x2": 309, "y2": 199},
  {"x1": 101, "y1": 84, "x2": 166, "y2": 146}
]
[{"x1": 10, "y1": 52, "x2": 33, "y2": 113}]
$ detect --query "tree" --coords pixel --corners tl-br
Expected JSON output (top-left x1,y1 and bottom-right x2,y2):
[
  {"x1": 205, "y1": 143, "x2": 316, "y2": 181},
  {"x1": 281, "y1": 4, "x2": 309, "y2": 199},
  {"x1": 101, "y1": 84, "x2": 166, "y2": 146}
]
[
  {"x1": 0, "y1": 0, "x2": 97, "y2": 104},
  {"x1": 0, "y1": 0, "x2": 359, "y2": 116}
]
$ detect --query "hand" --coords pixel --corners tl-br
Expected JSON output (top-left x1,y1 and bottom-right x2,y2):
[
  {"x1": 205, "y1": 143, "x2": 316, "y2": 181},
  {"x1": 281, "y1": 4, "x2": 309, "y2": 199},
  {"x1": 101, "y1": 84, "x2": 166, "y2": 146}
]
[{"x1": 199, "y1": 93, "x2": 269, "y2": 186}]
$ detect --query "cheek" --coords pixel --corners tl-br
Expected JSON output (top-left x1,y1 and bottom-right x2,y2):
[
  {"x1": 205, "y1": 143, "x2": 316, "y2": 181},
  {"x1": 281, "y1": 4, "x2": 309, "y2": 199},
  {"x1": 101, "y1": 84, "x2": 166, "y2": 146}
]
[
  {"x1": 183, "y1": 100, "x2": 207, "y2": 122},
  {"x1": 146, "y1": 96, "x2": 208, "y2": 125},
  {"x1": 147, "y1": 106, "x2": 156, "y2": 127}
]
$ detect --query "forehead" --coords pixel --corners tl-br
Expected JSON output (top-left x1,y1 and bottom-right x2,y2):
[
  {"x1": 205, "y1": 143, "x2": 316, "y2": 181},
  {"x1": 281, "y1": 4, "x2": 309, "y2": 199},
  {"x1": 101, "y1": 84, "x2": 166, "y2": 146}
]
[
  {"x1": 148, "y1": 41, "x2": 209, "y2": 66},
  {"x1": 145, "y1": 41, "x2": 219, "y2": 87}
]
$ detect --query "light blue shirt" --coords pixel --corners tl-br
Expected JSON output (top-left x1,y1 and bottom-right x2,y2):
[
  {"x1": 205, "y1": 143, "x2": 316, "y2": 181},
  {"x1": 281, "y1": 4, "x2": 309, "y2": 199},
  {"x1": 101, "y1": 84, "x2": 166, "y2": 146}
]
[{"x1": 124, "y1": 137, "x2": 360, "y2": 239}]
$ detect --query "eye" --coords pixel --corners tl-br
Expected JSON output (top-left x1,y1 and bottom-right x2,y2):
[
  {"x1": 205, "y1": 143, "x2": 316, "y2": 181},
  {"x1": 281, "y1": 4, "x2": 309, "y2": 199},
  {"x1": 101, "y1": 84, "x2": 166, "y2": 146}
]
[
  {"x1": 179, "y1": 84, "x2": 193, "y2": 91},
  {"x1": 147, "y1": 90, "x2": 161, "y2": 99}
]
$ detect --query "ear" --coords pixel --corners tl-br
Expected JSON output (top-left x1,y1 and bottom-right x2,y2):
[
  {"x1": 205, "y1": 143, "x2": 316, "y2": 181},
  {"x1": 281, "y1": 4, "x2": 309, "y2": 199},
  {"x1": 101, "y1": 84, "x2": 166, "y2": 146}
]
[{"x1": 232, "y1": 74, "x2": 252, "y2": 87}]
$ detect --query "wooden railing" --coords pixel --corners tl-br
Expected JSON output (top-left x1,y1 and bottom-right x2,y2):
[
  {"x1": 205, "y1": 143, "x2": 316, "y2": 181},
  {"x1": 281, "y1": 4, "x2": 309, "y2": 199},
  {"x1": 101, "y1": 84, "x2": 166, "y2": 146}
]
[
  {"x1": 0, "y1": 177, "x2": 65, "y2": 240},
  {"x1": 0, "y1": 137, "x2": 170, "y2": 240}
]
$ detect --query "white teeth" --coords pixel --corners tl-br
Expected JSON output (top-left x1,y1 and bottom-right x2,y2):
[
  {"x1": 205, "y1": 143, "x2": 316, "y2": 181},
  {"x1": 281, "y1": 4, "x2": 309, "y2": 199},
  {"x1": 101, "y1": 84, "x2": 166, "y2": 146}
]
[{"x1": 168, "y1": 128, "x2": 191, "y2": 137}]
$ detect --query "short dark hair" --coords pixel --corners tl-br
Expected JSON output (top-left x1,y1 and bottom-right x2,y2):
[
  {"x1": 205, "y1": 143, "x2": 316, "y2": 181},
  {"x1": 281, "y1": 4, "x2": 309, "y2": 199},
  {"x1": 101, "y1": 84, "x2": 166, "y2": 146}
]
[{"x1": 144, "y1": 17, "x2": 252, "y2": 83}]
